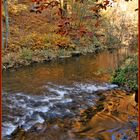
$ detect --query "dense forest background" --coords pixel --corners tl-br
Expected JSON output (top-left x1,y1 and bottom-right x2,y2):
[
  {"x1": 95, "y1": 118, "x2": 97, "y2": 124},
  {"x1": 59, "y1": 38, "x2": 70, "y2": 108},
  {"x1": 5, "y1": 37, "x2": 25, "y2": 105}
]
[{"x1": 2, "y1": 0, "x2": 138, "y2": 68}]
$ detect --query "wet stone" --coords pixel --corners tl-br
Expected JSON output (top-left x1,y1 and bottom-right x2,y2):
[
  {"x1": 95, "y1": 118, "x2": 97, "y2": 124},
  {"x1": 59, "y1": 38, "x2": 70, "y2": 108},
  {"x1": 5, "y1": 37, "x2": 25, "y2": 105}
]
[{"x1": 29, "y1": 123, "x2": 47, "y2": 132}]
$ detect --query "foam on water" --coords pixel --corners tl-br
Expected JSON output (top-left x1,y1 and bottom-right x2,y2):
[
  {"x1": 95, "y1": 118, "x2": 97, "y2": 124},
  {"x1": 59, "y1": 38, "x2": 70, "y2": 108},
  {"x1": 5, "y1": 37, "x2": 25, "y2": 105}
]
[
  {"x1": 2, "y1": 82, "x2": 118, "y2": 138},
  {"x1": 34, "y1": 106, "x2": 49, "y2": 113},
  {"x1": 47, "y1": 87, "x2": 68, "y2": 98},
  {"x1": 2, "y1": 122, "x2": 17, "y2": 137},
  {"x1": 75, "y1": 83, "x2": 118, "y2": 93}
]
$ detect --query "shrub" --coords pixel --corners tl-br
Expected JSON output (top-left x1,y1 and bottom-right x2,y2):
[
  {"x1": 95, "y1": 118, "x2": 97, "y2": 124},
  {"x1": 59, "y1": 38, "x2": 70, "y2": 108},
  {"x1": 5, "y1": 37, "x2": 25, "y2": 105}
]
[
  {"x1": 19, "y1": 33, "x2": 45, "y2": 50},
  {"x1": 44, "y1": 33, "x2": 71, "y2": 49},
  {"x1": 112, "y1": 55, "x2": 138, "y2": 91}
]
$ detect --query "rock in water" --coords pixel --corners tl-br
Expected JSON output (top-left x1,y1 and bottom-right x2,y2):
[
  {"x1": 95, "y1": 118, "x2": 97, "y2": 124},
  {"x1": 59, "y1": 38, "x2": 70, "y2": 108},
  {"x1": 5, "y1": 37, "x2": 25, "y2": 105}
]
[
  {"x1": 29, "y1": 123, "x2": 46, "y2": 132},
  {"x1": 71, "y1": 51, "x2": 81, "y2": 57}
]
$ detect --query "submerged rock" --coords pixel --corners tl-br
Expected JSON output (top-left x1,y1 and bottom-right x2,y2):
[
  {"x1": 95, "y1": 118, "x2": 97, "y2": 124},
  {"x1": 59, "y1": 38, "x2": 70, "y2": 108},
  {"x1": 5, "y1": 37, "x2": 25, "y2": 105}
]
[
  {"x1": 29, "y1": 123, "x2": 47, "y2": 132},
  {"x1": 71, "y1": 51, "x2": 81, "y2": 57}
]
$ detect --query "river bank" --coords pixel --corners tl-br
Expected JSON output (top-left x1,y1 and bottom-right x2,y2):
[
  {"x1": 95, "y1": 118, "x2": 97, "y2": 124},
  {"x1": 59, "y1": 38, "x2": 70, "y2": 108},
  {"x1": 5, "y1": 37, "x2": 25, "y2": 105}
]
[{"x1": 2, "y1": 44, "x2": 106, "y2": 70}]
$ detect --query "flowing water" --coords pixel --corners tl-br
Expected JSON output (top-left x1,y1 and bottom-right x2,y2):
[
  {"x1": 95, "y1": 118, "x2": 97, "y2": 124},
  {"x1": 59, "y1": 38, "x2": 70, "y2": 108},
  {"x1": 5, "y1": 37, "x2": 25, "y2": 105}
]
[{"x1": 2, "y1": 47, "x2": 138, "y2": 140}]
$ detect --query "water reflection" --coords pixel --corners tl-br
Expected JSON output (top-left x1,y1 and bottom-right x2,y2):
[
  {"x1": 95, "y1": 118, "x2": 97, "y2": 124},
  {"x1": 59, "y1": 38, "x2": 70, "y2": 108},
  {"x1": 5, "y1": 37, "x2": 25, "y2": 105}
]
[{"x1": 2, "y1": 47, "x2": 133, "y2": 94}]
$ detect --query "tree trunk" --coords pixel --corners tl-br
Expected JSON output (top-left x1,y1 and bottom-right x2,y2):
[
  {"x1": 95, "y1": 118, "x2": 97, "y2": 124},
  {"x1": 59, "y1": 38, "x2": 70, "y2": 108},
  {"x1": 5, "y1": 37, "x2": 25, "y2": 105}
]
[
  {"x1": 3, "y1": 0, "x2": 9, "y2": 48},
  {"x1": 63, "y1": 0, "x2": 67, "y2": 17},
  {"x1": 59, "y1": 0, "x2": 67, "y2": 18},
  {"x1": 2, "y1": 21, "x2": 4, "y2": 49}
]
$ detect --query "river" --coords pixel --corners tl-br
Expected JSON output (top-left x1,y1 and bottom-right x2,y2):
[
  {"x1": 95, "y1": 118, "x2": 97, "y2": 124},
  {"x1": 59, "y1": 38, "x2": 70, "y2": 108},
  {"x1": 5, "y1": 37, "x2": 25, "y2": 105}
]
[{"x1": 2, "y1": 47, "x2": 138, "y2": 140}]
